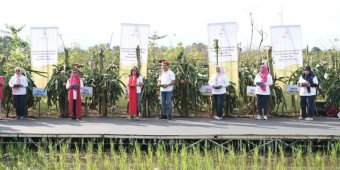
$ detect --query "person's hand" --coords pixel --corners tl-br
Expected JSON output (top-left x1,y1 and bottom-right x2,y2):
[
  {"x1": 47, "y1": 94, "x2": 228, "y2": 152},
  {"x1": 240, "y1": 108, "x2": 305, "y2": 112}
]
[
  {"x1": 307, "y1": 83, "x2": 311, "y2": 87},
  {"x1": 164, "y1": 84, "x2": 169, "y2": 88},
  {"x1": 220, "y1": 85, "x2": 222, "y2": 88},
  {"x1": 212, "y1": 85, "x2": 215, "y2": 88}
]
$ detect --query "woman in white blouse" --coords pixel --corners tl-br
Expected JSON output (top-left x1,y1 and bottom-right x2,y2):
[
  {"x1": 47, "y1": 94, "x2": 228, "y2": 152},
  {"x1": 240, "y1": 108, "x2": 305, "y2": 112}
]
[
  {"x1": 297, "y1": 65, "x2": 318, "y2": 121},
  {"x1": 208, "y1": 65, "x2": 230, "y2": 120},
  {"x1": 253, "y1": 65, "x2": 273, "y2": 120},
  {"x1": 126, "y1": 66, "x2": 143, "y2": 120},
  {"x1": 9, "y1": 67, "x2": 28, "y2": 119}
]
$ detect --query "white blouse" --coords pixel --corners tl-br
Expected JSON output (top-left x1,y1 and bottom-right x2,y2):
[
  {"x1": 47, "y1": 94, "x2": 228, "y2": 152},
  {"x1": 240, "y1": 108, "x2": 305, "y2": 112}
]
[
  {"x1": 127, "y1": 75, "x2": 143, "y2": 93},
  {"x1": 66, "y1": 79, "x2": 84, "y2": 99},
  {"x1": 298, "y1": 75, "x2": 318, "y2": 96},
  {"x1": 9, "y1": 76, "x2": 29, "y2": 95},
  {"x1": 253, "y1": 74, "x2": 273, "y2": 95},
  {"x1": 208, "y1": 74, "x2": 230, "y2": 95}
]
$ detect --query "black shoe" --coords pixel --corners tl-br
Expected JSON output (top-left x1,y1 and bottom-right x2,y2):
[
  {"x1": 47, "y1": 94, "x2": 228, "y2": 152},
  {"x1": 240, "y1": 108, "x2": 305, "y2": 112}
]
[
  {"x1": 167, "y1": 116, "x2": 172, "y2": 120},
  {"x1": 72, "y1": 116, "x2": 76, "y2": 120},
  {"x1": 159, "y1": 115, "x2": 167, "y2": 119}
]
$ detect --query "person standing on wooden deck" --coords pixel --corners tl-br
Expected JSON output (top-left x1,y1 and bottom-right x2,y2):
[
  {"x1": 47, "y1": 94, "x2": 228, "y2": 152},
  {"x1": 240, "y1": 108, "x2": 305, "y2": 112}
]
[
  {"x1": 127, "y1": 66, "x2": 143, "y2": 120},
  {"x1": 298, "y1": 65, "x2": 318, "y2": 121},
  {"x1": 158, "y1": 61, "x2": 176, "y2": 120},
  {"x1": 9, "y1": 67, "x2": 28, "y2": 120},
  {"x1": 0, "y1": 76, "x2": 4, "y2": 120},
  {"x1": 66, "y1": 69, "x2": 84, "y2": 120},
  {"x1": 209, "y1": 65, "x2": 230, "y2": 120},
  {"x1": 254, "y1": 65, "x2": 273, "y2": 120}
]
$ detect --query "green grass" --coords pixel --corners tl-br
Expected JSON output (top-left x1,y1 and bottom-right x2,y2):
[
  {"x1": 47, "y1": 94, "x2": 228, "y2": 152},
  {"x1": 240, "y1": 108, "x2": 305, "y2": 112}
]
[{"x1": 0, "y1": 140, "x2": 339, "y2": 169}]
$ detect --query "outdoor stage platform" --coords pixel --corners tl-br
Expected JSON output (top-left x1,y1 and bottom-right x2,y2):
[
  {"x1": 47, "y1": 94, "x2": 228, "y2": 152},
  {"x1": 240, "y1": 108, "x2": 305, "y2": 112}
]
[{"x1": 0, "y1": 117, "x2": 339, "y2": 152}]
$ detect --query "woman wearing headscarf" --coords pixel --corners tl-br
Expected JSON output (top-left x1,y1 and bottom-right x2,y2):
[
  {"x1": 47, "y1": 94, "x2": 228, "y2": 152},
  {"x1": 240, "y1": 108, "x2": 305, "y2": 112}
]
[
  {"x1": 9, "y1": 67, "x2": 28, "y2": 119},
  {"x1": 126, "y1": 66, "x2": 143, "y2": 120},
  {"x1": 0, "y1": 76, "x2": 4, "y2": 120},
  {"x1": 66, "y1": 69, "x2": 84, "y2": 120},
  {"x1": 208, "y1": 65, "x2": 230, "y2": 120},
  {"x1": 254, "y1": 65, "x2": 273, "y2": 120},
  {"x1": 298, "y1": 65, "x2": 318, "y2": 121}
]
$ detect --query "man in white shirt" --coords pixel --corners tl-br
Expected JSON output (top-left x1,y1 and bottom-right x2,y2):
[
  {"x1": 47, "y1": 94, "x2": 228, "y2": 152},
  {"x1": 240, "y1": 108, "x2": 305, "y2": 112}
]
[{"x1": 158, "y1": 61, "x2": 176, "y2": 120}]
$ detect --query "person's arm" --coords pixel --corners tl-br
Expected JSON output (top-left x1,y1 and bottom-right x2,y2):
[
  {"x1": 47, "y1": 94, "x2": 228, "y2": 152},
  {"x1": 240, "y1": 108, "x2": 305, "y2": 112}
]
[
  {"x1": 158, "y1": 74, "x2": 161, "y2": 84},
  {"x1": 66, "y1": 79, "x2": 70, "y2": 89},
  {"x1": 126, "y1": 76, "x2": 130, "y2": 85},
  {"x1": 9, "y1": 77, "x2": 14, "y2": 88},
  {"x1": 208, "y1": 75, "x2": 215, "y2": 86},
  {"x1": 79, "y1": 79, "x2": 84, "y2": 89},
  {"x1": 254, "y1": 75, "x2": 260, "y2": 86},
  {"x1": 0, "y1": 77, "x2": 4, "y2": 86},
  {"x1": 221, "y1": 75, "x2": 230, "y2": 88},
  {"x1": 22, "y1": 77, "x2": 28, "y2": 88},
  {"x1": 265, "y1": 74, "x2": 273, "y2": 86},
  {"x1": 137, "y1": 76, "x2": 144, "y2": 86},
  {"x1": 298, "y1": 76, "x2": 303, "y2": 86},
  {"x1": 310, "y1": 76, "x2": 318, "y2": 88}
]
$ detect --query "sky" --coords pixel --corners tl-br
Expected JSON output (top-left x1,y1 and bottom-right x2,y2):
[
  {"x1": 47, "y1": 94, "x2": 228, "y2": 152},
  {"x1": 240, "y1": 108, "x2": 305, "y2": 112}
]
[{"x1": 0, "y1": 0, "x2": 339, "y2": 51}]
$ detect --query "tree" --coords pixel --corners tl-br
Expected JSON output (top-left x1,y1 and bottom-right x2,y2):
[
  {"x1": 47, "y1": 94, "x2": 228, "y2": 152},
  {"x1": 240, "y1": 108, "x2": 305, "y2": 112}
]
[
  {"x1": 149, "y1": 31, "x2": 167, "y2": 66},
  {"x1": 255, "y1": 25, "x2": 267, "y2": 63},
  {"x1": 311, "y1": 47, "x2": 322, "y2": 54},
  {"x1": 0, "y1": 24, "x2": 30, "y2": 67}
]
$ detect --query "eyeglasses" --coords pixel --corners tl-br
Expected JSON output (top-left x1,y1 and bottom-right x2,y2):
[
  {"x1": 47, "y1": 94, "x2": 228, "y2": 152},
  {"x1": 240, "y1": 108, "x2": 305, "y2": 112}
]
[{"x1": 16, "y1": 70, "x2": 20, "y2": 72}]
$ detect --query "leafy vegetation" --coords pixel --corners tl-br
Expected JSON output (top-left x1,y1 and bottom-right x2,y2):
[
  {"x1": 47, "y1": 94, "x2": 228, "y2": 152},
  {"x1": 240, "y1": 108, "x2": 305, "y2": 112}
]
[{"x1": 0, "y1": 140, "x2": 340, "y2": 169}]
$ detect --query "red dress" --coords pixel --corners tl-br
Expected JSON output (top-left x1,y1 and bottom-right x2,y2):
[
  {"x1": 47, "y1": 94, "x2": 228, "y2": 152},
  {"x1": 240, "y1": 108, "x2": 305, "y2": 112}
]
[
  {"x1": 68, "y1": 78, "x2": 82, "y2": 118},
  {"x1": 128, "y1": 75, "x2": 138, "y2": 116}
]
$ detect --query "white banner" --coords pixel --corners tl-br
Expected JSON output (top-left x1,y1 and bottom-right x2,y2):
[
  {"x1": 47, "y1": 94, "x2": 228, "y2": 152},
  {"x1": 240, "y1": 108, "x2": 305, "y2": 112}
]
[
  {"x1": 246, "y1": 86, "x2": 256, "y2": 97},
  {"x1": 30, "y1": 27, "x2": 58, "y2": 69},
  {"x1": 286, "y1": 85, "x2": 299, "y2": 95},
  {"x1": 208, "y1": 22, "x2": 238, "y2": 64},
  {"x1": 271, "y1": 25, "x2": 303, "y2": 70},
  {"x1": 33, "y1": 87, "x2": 47, "y2": 98},
  {"x1": 82, "y1": 87, "x2": 93, "y2": 97},
  {"x1": 201, "y1": 86, "x2": 212, "y2": 96},
  {"x1": 120, "y1": 23, "x2": 149, "y2": 67}
]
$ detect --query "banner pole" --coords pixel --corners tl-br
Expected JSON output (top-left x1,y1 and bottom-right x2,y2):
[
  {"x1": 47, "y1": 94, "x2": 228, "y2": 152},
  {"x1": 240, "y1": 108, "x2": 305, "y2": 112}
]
[
  {"x1": 209, "y1": 96, "x2": 211, "y2": 118},
  {"x1": 85, "y1": 97, "x2": 88, "y2": 118},
  {"x1": 253, "y1": 97, "x2": 255, "y2": 118},
  {"x1": 293, "y1": 96, "x2": 297, "y2": 117},
  {"x1": 39, "y1": 99, "x2": 41, "y2": 119}
]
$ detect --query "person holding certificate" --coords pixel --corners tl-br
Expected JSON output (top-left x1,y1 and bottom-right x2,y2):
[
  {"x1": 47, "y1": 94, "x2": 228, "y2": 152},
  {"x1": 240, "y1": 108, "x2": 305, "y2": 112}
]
[
  {"x1": 208, "y1": 65, "x2": 229, "y2": 120},
  {"x1": 254, "y1": 65, "x2": 273, "y2": 120},
  {"x1": 158, "y1": 61, "x2": 176, "y2": 120},
  {"x1": 126, "y1": 66, "x2": 143, "y2": 120},
  {"x1": 9, "y1": 67, "x2": 28, "y2": 119},
  {"x1": 66, "y1": 69, "x2": 84, "y2": 120},
  {"x1": 298, "y1": 66, "x2": 318, "y2": 121}
]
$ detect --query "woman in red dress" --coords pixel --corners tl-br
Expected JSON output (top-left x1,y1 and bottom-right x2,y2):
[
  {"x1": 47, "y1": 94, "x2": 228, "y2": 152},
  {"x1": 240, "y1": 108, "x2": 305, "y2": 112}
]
[
  {"x1": 66, "y1": 69, "x2": 84, "y2": 120},
  {"x1": 127, "y1": 66, "x2": 143, "y2": 120}
]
